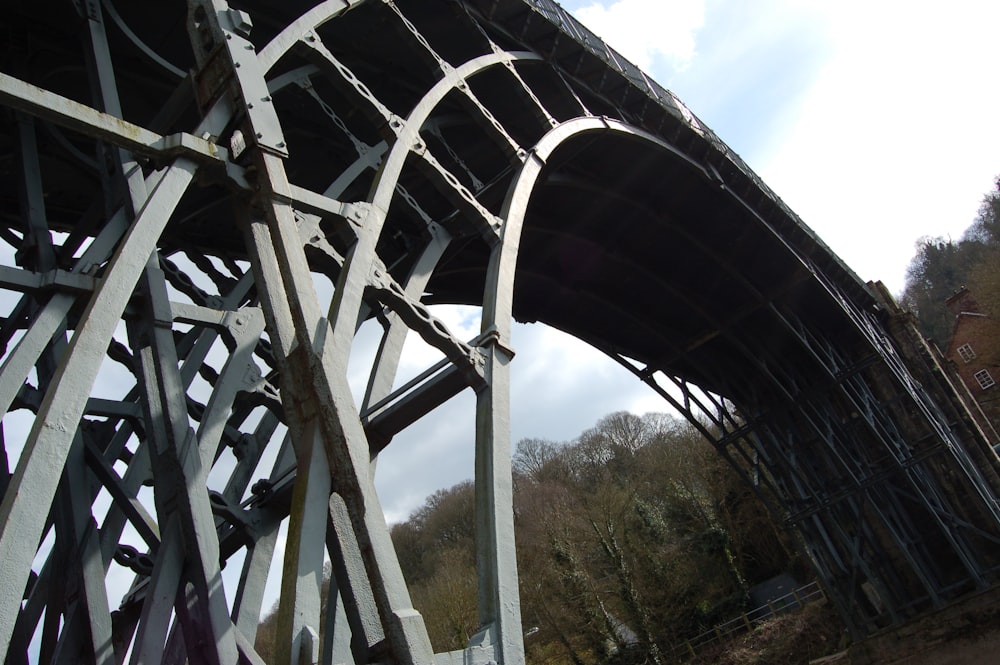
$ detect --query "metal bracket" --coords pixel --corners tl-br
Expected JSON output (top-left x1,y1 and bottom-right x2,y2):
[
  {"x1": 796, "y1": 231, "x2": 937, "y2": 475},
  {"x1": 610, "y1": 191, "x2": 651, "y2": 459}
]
[{"x1": 189, "y1": 1, "x2": 288, "y2": 157}]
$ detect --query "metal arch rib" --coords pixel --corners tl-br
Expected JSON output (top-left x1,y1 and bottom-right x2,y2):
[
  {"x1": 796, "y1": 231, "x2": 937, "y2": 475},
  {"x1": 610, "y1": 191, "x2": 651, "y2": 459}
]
[
  {"x1": 0, "y1": 159, "x2": 200, "y2": 660},
  {"x1": 325, "y1": 48, "x2": 545, "y2": 383},
  {"x1": 258, "y1": 0, "x2": 371, "y2": 72},
  {"x1": 199, "y1": 6, "x2": 549, "y2": 662}
]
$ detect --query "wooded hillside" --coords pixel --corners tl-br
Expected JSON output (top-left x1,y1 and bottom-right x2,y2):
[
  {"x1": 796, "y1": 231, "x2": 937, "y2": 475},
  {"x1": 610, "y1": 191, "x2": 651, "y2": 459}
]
[
  {"x1": 900, "y1": 176, "x2": 1000, "y2": 343},
  {"x1": 391, "y1": 412, "x2": 809, "y2": 664}
]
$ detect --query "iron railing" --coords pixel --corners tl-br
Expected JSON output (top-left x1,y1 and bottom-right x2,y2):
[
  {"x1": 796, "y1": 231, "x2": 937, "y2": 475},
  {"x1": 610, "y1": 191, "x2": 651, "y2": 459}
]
[{"x1": 670, "y1": 580, "x2": 826, "y2": 660}]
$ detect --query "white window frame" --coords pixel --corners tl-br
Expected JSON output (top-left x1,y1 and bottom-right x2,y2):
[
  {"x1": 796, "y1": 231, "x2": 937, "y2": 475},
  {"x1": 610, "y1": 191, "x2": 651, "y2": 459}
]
[
  {"x1": 974, "y1": 369, "x2": 995, "y2": 390},
  {"x1": 957, "y1": 343, "x2": 976, "y2": 363}
]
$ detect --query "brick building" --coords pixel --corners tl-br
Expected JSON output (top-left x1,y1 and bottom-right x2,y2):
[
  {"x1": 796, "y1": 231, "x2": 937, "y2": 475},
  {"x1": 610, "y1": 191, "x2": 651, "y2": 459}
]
[{"x1": 944, "y1": 288, "x2": 1000, "y2": 427}]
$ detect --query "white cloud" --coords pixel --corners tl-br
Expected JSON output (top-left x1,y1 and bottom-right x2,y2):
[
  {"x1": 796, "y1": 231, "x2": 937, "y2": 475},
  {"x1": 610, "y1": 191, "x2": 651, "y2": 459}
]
[
  {"x1": 572, "y1": 0, "x2": 705, "y2": 72},
  {"x1": 748, "y1": 2, "x2": 1000, "y2": 293}
]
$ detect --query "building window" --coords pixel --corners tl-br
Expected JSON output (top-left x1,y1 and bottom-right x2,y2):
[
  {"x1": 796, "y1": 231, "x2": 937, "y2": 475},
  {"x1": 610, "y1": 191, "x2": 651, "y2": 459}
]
[
  {"x1": 957, "y1": 343, "x2": 976, "y2": 363},
  {"x1": 974, "y1": 369, "x2": 996, "y2": 390}
]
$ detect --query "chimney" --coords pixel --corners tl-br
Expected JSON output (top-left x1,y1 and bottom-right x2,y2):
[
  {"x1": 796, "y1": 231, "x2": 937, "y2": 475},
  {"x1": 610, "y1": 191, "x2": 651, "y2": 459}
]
[{"x1": 945, "y1": 287, "x2": 980, "y2": 316}]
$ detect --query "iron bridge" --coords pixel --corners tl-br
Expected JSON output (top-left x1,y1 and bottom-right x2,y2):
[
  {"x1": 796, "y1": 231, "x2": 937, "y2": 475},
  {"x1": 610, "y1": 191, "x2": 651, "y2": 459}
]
[{"x1": 1, "y1": 1, "x2": 1000, "y2": 663}]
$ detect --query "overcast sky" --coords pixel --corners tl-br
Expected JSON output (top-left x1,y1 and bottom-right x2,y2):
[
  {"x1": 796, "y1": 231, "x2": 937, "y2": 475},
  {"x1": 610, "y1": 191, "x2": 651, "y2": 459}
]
[{"x1": 370, "y1": 0, "x2": 1000, "y2": 524}]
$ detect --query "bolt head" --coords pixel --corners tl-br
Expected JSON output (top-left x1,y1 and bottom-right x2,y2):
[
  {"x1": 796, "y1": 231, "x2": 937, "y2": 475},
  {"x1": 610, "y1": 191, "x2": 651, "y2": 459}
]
[{"x1": 228, "y1": 9, "x2": 253, "y2": 37}]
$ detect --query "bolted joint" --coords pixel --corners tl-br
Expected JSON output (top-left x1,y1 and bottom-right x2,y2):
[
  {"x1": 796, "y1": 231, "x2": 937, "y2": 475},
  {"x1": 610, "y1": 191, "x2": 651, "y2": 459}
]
[
  {"x1": 368, "y1": 259, "x2": 393, "y2": 292},
  {"x1": 188, "y1": 2, "x2": 288, "y2": 156},
  {"x1": 385, "y1": 114, "x2": 407, "y2": 138},
  {"x1": 340, "y1": 201, "x2": 376, "y2": 230},
  {"x1": 477, "y1": 325, "x2": 516, "y2": 360},
  {"x1": 225, "y1": 8, "x2": 253, "y2": 37},
  {"x1": 464, "y1": 347, "x2": 489, "y2": 390},
  {"x1": 208, "y1": 491, "x2": 259, "y2": 540}
]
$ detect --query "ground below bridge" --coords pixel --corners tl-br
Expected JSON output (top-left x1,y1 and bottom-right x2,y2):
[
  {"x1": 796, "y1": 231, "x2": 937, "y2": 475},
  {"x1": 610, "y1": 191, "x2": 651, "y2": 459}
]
[{"x1": 812, "y1": 585, "x2": 1000, "y2": 664}]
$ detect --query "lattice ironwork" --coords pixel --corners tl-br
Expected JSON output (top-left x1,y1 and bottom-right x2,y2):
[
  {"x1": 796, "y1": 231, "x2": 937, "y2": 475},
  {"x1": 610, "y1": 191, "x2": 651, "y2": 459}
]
[{"x1": 1, "y1": 1, "x2": 999, "y2": 663}]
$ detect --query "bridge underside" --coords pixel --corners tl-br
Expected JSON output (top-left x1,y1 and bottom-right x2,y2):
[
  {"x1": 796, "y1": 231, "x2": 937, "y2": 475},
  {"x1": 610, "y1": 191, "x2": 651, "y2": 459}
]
[{"x1": 1, "y1": 1, "x2": 999, "y2": 663}]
